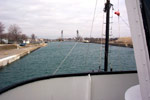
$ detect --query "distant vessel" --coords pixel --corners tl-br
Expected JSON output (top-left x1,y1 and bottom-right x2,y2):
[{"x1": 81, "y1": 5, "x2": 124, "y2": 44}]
[{"x1": 0, "y1": 0, "x2": 149, "y2": 100}]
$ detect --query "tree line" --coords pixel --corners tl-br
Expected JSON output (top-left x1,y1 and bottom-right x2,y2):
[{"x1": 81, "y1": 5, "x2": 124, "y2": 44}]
[{"x1": 0, "y1": 22, "x2": 36, "y2": 44}]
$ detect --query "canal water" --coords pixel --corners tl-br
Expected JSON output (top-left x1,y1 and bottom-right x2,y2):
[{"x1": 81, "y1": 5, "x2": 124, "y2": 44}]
[{"x1": 0, "y1": 42, "x2": 136, "y2": 90}]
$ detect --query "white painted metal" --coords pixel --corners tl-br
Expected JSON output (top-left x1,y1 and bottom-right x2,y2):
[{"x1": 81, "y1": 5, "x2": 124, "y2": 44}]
[
  {"x1": 0, "y1": 76, "x2": 91, "y2": 100},
  {"x1": 91, "y1": 73, "x2": 138, "y2": 100},
  {"x1": 0, "y1": 73, "x2": 138, "y2": 100},
  {"x1": 126, "y1": 0, "x2": 150, "y2": 100},
  {"x1": 125, "y1": 85, "x2": 142, "y2": 100},
  {"x1": 88, "y1": 74, "x2": 91, "y2": 100}
]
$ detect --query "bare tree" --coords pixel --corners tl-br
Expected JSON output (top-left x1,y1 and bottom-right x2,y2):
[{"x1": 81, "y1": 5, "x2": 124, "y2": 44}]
[
  {"x1": 8, "y1": 24, "x2": 22, "y2": 43},
  {"x1": 0, "y1": 22, "x2": 4, "y2": 34},
  {"x1": 0, "y1": 22, "x2": 5, "y2": 43},
  {"x1": 21, "y1": 34, "x2": 28, "y2": 41}
]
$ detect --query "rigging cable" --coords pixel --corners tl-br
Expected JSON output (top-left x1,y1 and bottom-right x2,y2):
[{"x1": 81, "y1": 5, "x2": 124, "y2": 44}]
[
  {"x1": 99, "y1": 0, "x2": 105, "y2": 71},
  {"x1": 108, "y1": 4, "x2": 114, "y2": 71},
  {"x1": 118, "y1": 0, "x2": 120, "y2": 38},
  {"x1": 85, "y1": 0, "x2": 98, "y2": 68},
  {"x1": 89, "y1": 0, "x2": 98, "y2": 38},
  {"x1": 53, "y1": 42, "x2": 78, "y2": 75},
  {"x1": 117, "y1": 0, "x2": 121, "y2": 71},
  {"x1": 99, "y1": 12, "x2": 104, "y2": 71},
  {"x1": 113, "y1": 0, "x2": 123, "y2": 71},
  {"x1": 113, "y1": 6, "x2": 129, "y2": 28},
  {"x1": 120, "y1": 16, "x2": 129, "y2": 28}
]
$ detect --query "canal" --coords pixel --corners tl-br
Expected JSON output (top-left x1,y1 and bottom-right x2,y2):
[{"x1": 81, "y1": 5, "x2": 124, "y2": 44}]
[{"x1": 0, "y1": 42, "x2": 136, "y2": 90}]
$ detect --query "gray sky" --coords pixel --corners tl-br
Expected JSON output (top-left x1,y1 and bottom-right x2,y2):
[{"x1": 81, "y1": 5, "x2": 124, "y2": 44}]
[{"x1": 0, "y1": 0, "x2": 130, "y2": 39}]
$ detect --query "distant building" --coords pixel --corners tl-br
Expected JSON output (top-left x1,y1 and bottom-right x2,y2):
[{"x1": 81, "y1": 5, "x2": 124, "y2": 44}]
[
  {"x1": 23, "y1": 40, "x2": 30, "y2": 44},
  {"x1": 1, "y1": 39, "x2": 8, "y2": 44}
]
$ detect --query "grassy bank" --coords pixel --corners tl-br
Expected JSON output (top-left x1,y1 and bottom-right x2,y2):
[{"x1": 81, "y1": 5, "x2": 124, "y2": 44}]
[
  {"x1": 89, "y1": 37, "x2": 133, "y2": 48},
  {"x1": 0, "y1": 44, "x2": 17, "y2": 50}
]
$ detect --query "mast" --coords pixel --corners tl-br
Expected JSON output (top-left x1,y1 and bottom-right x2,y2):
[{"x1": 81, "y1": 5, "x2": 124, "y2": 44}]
[{"x1": 104, "y1": 0, "x2": 112, "y2": 71}]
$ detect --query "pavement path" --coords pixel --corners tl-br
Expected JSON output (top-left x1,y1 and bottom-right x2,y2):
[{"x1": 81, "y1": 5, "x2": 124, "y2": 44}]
[{"x1": 0, "y1": 47, "x2": 37, "y2": 59}]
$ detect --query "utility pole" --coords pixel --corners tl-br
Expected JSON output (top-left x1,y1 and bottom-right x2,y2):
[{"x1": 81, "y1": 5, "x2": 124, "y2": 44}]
[
  {"x1": 61, "y1": 30, "x2": 63, "y2": 41},
  {"x1": 76, "y1": 30, "x2": 79, "y2": 41}
]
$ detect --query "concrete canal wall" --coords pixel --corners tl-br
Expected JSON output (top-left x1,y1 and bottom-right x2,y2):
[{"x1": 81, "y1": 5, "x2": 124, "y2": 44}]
[
  {"x1": 0, "y1": 43, "x2": 47, "y2": 68},
  {"x1": 0, "y1": 55, "x2": 20, "y2": 67}
]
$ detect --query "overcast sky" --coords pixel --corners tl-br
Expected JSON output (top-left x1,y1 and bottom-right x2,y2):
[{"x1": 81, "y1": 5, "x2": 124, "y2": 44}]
[{"x1": 0, "y1": 0, "x2": 130, "y2": 39}]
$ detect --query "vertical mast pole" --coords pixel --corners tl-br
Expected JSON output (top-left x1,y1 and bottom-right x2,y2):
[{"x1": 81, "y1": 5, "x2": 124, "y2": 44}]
[{"x1": 104, "y1": 0, "x2": 111, "y2": 71}]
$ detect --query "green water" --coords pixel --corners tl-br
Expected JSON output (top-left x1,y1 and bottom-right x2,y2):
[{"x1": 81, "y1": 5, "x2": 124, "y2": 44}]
[{"x1": 0, "y1": 42, "x2": 136, "y2": 90}]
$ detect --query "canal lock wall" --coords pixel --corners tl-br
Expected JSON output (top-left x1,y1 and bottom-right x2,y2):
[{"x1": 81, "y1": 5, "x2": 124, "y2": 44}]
[{"x1": 0, "y1": 44, "x2": 46, "y2": 69}]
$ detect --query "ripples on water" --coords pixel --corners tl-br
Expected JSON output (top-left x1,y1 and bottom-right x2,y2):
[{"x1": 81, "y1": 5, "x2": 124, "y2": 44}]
[{"x1": 0, "y1": 42, "x2": 136, "y2": 89}]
